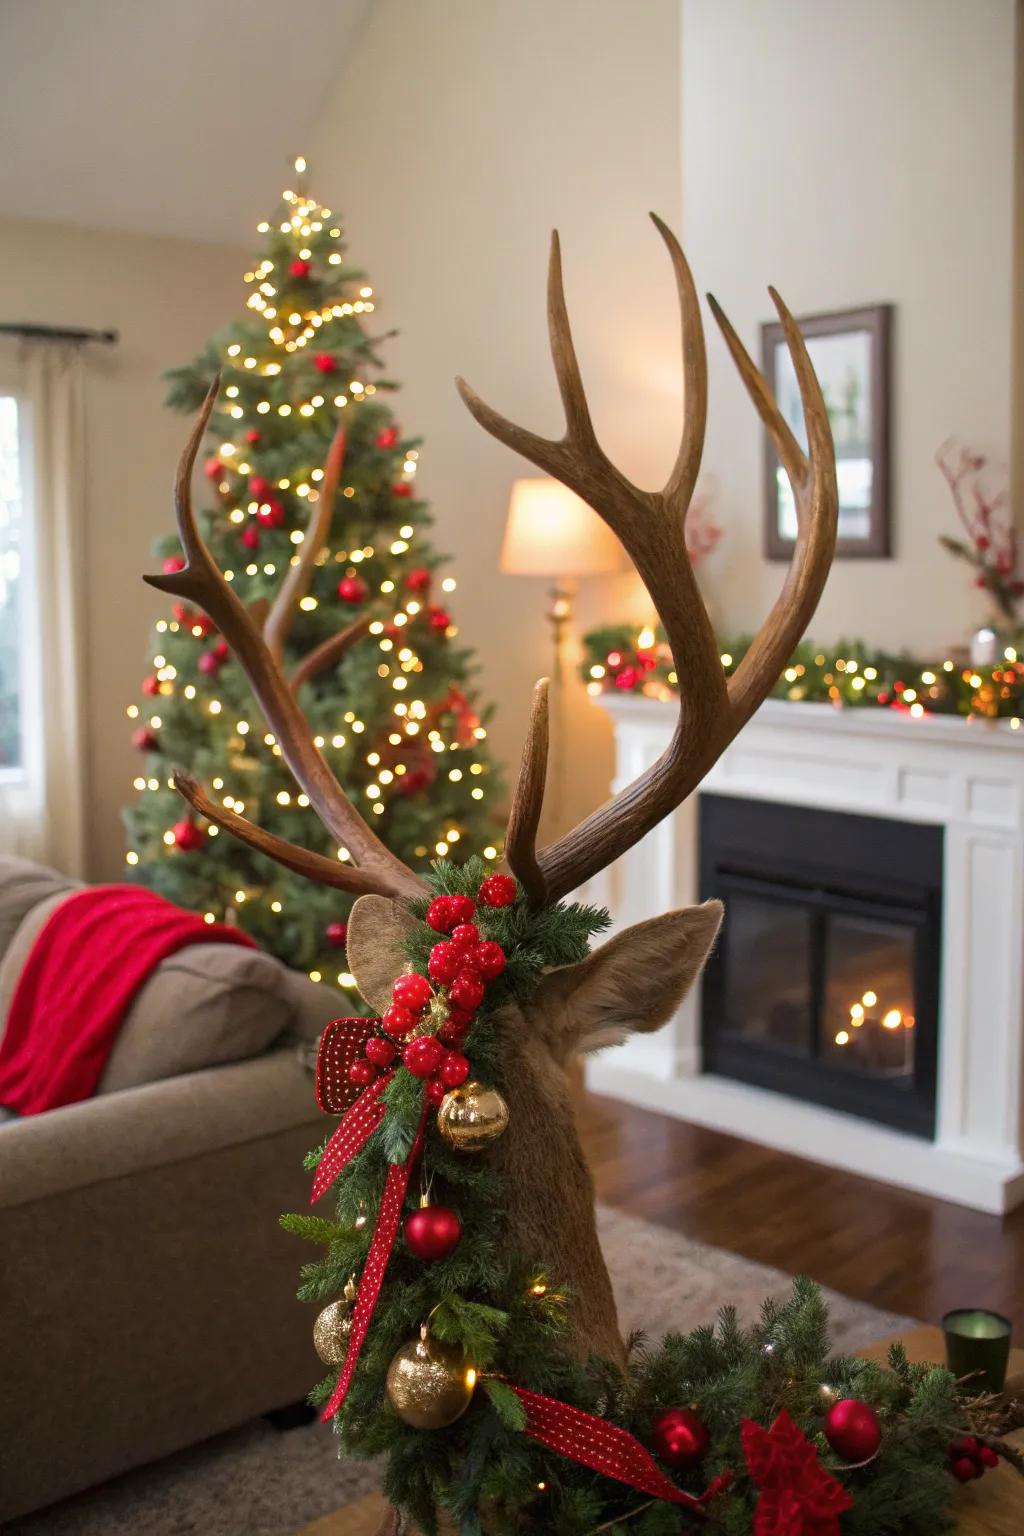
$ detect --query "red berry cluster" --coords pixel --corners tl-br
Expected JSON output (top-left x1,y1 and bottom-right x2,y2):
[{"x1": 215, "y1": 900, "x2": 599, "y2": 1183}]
[
  {"x1": 346, "y1": 875, "x2": 519, "y2": 1103},
  {"x1": 947, "y1": 1434, "x2": 999, "y2": 1483}
]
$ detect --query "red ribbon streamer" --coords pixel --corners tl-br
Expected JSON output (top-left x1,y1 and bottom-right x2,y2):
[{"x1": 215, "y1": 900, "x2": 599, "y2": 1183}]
[
  {"x1": 510, "y1": 1386, "x2": 710, "y2": 1515},
  {"x1": 311, "y1": 1069, "x2": 394, "y2": 1204},
  {"x1": 320, "y1": 1101, "x2": 429, "y2": 1421}
]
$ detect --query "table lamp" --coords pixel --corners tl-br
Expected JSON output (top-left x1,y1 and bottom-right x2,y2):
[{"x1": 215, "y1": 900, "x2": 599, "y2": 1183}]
[{"x1": 500, "y1": 477, "x2": 620, "y2": 685}]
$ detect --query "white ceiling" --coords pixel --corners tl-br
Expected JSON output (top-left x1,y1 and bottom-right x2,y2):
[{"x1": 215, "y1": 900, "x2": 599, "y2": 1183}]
[{"x1": 0, "y1": 0, "x2": 370, "y2": 244}]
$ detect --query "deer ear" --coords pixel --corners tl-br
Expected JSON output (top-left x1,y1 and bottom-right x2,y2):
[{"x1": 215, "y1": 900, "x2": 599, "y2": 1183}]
[
  {"x1": 538, "y1": 901, "x2": 723, "y2": 1055},
  {"x1": 345, "y1": 894, "x2": 421, "y2": 1014}
]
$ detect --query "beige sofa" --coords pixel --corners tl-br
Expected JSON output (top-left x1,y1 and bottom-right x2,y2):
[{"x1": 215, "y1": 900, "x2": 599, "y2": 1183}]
[{"x1": 0, "y1": 856, "x2": 341, "y2": 1522}]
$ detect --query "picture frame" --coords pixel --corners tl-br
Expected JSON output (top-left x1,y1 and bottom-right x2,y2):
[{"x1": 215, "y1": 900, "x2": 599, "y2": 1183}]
[{"x1": 761, "y1": 304, "x2": 892, "y2": 560}]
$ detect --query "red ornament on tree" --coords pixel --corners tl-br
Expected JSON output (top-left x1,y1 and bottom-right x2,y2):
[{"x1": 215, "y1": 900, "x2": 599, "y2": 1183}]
[
  {"x1": 314, "y1": 353, "x2": 338, "y2": 374},
  {"x1": 405, "y1": 567, "x2": 431, "y2": 593},
  {"x1": 823, "y1": 1398, "x2": 882, "y2": 1463},
  {"x1": 393, "y1": 482, "x2": 413, "y2": 498},
  {"x1": 204, "y1": 457, "x2": 223, "y2": 480},
  {"x1": 376, "y1": 426, "x2": 399, "y2": 449},
  {"x1": 244, "y1": 429, "x2": 261, "y2": 445},
  {"x1": 198, "y1": 651, "x2": 221, "y2": 676},
  {"x1": 248, "y1": 475, "x2": 272, "y2": 499},
  {"x1": 289, "y1": 258, "x2": 311, "y2": 278},
  {"x1": 172, "y1": 819, "x2": 205, "y2": 852},
  {"x1": 257, "y1": 498, "x2": 286, "y2": 528},
  {"x1": 404, "y1": 1203, "x2": 462, "y2": 1262},
  {"x1": 478, "y1": 873, "x2": 517, "y2": 908},
  {"x1": 142, "y1": 675, "x2": 161, "y2": 696},
  {"x1": 402, "y1": 1035, "x2": 443, "y2": 1079},
  {"x1": 429, "y1": 607, "x2": 451, "y2": 632},
  {"x1": 162, "y1": 554, "x2": 185, "y2": 574},
  {"x1": 240, "y1": 525, "x2": 260, "y2": 551},
  {"x1": 337, "y1": 575, "x2": 368, "y2": 604},
  {"x1": 326, "y1": 921, "x2": 348, "y2": 948},
  {"x1": 650, "y1": 1407, "x2": 710, "y2": 1469},
  {"x1": 131, "y1": 727, "x2": 158, "y2": 752}
]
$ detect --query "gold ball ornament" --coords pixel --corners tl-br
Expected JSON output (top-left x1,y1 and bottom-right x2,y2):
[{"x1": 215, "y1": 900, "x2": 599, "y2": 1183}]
[
  {"x1": 437, "y1": 1080, "x2": 509, "y2": 1152},
  {"x1": 385, "y1": 1327, "x2": 477, "y2": 1429},
  {"x1": 313, "y1": 1276, "x2": 357, "y2": 1366}
]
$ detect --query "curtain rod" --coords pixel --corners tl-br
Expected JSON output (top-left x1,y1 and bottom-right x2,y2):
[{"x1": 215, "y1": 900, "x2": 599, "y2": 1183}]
[{"x1": 0, "y1": 322, "x2": 119, "y2": 346}]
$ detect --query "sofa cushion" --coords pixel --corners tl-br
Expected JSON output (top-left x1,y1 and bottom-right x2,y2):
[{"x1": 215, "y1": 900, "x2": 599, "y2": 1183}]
[
  {"x1": 0, "y1": 890, "x2": 75, "y2": 1038},
  {"x1": 0, "y1": 855, "x2": 79, "y2": 963},
  {"x1": 97, "y1": 942, "x2": 298, "y2": 1093}
]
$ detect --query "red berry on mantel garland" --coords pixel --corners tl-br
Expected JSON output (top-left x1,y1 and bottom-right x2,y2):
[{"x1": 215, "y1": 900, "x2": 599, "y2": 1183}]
[
  {"x1": 404, "y1": 1203, "x2": 462, "y2": 1263},
  {"x1": 428, "y1": 942, "x2": 461, "y2": 985},
  {"x1": 478, "y1": 873, "x2": 517, "y2": 908},
  {"x1": 349, "y1": 1057, "x2": 377, "y2": 1086},
  {"x1": 473, "y1": 941, "x2": 506, "y2": 980},
  {"x1": 449, "y1": 971, "x2": 485, "y2": 1013},
  {"x1": 823, "y1": 1398, "x2": 882, "y2": 1462},
  {"x1": 439, "y1": 1050, "x2": 470, "y2": 1088},
  {"x1": 426, "y1": 895, "x2": 455, "y2": 933},
  {"x1": 365, "y1": 1036, "x2": 398, "y2": 1068},
  {"x1": 446, "y1": 894, "x2": 476, "y2": 927},
  {"x1": 403, "y1": 1036, "x2": 443, "y2": 1079},
  {"x1": 382, "y1": 1003, "x2": 417, "y2": 1039},
  {"x1": 651, "y1": 1406, "x2": 710, "y2": 1469},
  {"x1": 392, "y1": 973, "x2": 432, "y2": 1013}
]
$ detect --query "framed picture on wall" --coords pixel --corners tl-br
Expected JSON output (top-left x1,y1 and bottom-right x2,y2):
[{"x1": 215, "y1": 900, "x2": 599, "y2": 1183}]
[{"x1": 761, "y1": 304, "x2": 892, "y2": 559}]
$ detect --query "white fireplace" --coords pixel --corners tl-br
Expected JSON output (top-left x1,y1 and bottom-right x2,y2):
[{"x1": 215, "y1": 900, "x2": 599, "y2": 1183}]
[{"x1": 583, "y1": 695, "x2": 1024, "y2": 1214}]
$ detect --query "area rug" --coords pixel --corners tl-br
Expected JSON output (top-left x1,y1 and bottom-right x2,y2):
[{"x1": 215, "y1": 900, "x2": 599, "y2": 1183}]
[{"x1": 11, "y1": 1208, "x2": 916, "y2": 1536}]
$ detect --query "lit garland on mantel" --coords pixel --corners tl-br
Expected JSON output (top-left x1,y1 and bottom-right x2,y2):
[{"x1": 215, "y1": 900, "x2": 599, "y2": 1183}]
[{"x1": 582, "y1": 624, "x2": 1024, "y2": 726}]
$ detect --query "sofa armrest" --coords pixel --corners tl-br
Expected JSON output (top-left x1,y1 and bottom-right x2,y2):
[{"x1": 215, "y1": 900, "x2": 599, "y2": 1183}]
[{"x1": 0, "y1": 1048, "x2": 324, "y2": 1208}]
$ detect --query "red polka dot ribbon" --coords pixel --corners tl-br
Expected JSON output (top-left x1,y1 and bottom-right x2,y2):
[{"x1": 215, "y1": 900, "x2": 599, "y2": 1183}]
[
  {"x1": 319, "y1": 1100, "x2": 429, "y2": 1421},
  {"x1": 310, "y1": 1068, "x2": 395, "y2": 1205},
  {"x1": 315, "y1": 1016, "x2": 379, "y2": 1114},
  {"x1": 510, "y1": 1386, "x2": 715, "y2": 1515}
]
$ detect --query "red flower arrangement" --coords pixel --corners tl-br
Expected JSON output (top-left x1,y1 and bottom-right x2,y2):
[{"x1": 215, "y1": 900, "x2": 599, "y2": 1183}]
[{"x1": 741, "y1": 1411, "x2": 854, "y2": 1536}]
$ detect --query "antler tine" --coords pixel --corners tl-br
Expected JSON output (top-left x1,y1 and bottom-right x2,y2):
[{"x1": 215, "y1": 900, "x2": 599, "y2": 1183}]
[
  {"x1": 649, "y1": 213, "x2": 708, "y2": 510},
  {"x1": 290, "y1": 613, "x2": 371, "y2": 691},
  {"x1": 172, "y1": 772, "x2": 391, "y2": 895},
  {"x1": 146, "y1": 379, "x2": 426, "y2": 902},
  {"x1": 264, "y1": 417, "x2": 347, "y2": 664},
  {"x1": 707, "y1": 288, "x2": 838, "y2": 722},
  {"x1": 504, "y1": 678, "x2": 551, "y2": 905}
]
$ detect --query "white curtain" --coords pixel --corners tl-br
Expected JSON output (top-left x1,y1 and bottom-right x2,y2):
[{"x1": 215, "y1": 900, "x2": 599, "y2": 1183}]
[{"x1": 0, "y1": 341, "x2": 87, "y2": 876}]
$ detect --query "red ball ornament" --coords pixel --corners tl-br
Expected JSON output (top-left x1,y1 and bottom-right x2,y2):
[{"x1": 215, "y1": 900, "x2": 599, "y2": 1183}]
[
  {"x1": 473, "y1": 941, "x2": 506, "y2": 980},
  {"x1": 426, "y1": 895, "x2": 456, "y2": 933},
  {"x1": 429, "y1": 607, "x2": 451, "y2": 631},
  {"x1": 162, "y1": 554, "x2": 185, "y2": 574},
  {"x1": 326, "y1": 921, "x2": 348, "y2": 948},
  {"x1": 651, "y1": 1407, "x2": 710, "y2": 1469},
  {"x1": 425, "y1": 1076, "x2": 448, "y2": 1107},
  {"x1": 348, "y1": 1057, "x2": 377, "y2": 1086},
  {"x1": 404, "y1": 1203, "x2": 462, "y2": 1262},
  {"x1": 402, "y1": 1035, "x2": 443, "y2": 1079},
  {"x1": 823, "y1": 1399, "x2": 882, "y2": 1463},
  {"x1": 447, "y1": 894, "x2": 477, "y2": 926},
  {"x1": 450, "y1": 921, "x2": 480, "y2": 949},
  {"x1": 366, "y1": 1036, "x2": 398, "y2": 1068},
  {"x1": 449, "y1": 971, "x2": 485, "y2": 1013},
  {"x1": 376, "y1": 426, "x2": 399, "y2": 449},
  {"x1": 439, "y1": 1050, "x2": 470, "y2": 1088},
  {"x1": 240, "y1": 525, "x2": 261, "y2": 550},
  {"x1": 248, "y1": 475, "x2": 272, "y2": 499},
  {"x1": 204, "y1": 457, "x2": 223, "y2": 480},
  {"x1": 198, "y1": 650, "x2": 221, "y2": 676},
  {"x1": 382, "y1": 1002, "x2": 417, "y2": 1038},
  {"x1": 337, "y1": 575, "x2": 368, "y2": 604},
  {"x1": 392, "y1": 973, "x2": 432, "y2": 1013},
  {"x1": 393, "y1": 482, "x2": 413, "y2": 498},
  {"x1": 314, "y1": 353, "x2": 338, "y2": 374},
  {"x1": 289, "y1": 258, "x2": 311, "y2": 278},
  {"x1": 131, "y1": 727, "x2": 158, "y2": 752},
  {"x1": 405, "y1": 567, "x2": 431, "y2": 593},
  {"x1": 142, "y1": 675, "x2": 160, "y2": 696},
  {"x1": 428, "y1": 942, "x2": 461, "y2": 985},
  {"x1": 172, "y1": 819, "x2": 205, "y2": 852},
  {"x1": 615, "y1": 666, "x2": 640, "y2": 691},
  {"x1": 244, "y1": 429, "x2": 261, "y2": 445},
  {"x1": 213, "y1": 640, "x2": 229, "y2": 661},
  {"x1": 257, "y1": 498, "x2": 286, "y2": 528},
  {"x1": 478, "y1": 874, "x2": 517, "y2": 908}
]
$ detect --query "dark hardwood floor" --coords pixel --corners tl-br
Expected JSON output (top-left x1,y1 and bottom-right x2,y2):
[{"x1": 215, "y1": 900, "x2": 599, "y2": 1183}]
[{"x1": 577, "y1": 1093, "x2": 1024, "y2": 1334}]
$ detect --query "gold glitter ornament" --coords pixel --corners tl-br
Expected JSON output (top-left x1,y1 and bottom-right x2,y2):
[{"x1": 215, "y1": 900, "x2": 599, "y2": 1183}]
[
  {"x1": 385, "y1": 1326, "x2": 477, "y2": 1428},
  {"x1": 437, "y1": 1080, "x2": 509, "y2": 1152},
  {"x1": 312, "y1": 1276, "x2": 357, "y2": 1366}
]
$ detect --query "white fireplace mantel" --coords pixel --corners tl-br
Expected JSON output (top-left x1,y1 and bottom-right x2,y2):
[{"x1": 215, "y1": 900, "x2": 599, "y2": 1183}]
[{"x1": 582, "y1": 695, "x2": 1024, "y2": 1214}]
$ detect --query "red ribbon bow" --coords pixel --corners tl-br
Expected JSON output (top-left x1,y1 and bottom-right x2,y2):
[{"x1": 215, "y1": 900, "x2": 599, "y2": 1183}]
[
  {"x1": 311, "y1": 1018, "x2": 427, "y2": 1422},
  {"x1": 741, "y1": 1411, "x2": 854, "y2": 1536}
]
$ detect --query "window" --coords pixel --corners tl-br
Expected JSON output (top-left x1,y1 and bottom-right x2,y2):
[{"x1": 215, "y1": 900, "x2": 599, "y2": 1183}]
[{"x1": 0, "y1": 388, "x2": 36, "y2": 785}]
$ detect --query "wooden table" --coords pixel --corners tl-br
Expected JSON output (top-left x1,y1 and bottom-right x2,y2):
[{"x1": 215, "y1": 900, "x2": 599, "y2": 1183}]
[{"x1": 297, "y1": 1328, "x2": 1024, "y2": 1536}]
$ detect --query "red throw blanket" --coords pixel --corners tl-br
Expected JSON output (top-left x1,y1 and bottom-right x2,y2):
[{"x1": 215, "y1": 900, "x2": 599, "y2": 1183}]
[{"x1": 0, "y1": 885, "x2": 256, "y2": 1115}]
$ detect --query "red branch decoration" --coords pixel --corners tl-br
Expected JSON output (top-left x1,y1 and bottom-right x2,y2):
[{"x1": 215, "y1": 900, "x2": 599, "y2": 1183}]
[
  {"x1": 741, "y1": 1411, "x2": 854, "y2": 1536},
  {"x1": 510, "y1": 1386, "x2": 718, "y2": 1516}
]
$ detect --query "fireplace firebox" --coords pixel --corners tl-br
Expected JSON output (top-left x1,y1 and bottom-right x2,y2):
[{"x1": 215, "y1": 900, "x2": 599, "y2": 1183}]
[{"x1": 699, "y1": 794, "x2": 942, "y2": 1138}]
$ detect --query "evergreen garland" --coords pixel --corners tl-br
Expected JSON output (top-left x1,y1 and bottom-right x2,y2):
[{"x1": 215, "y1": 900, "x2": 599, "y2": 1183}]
[{"x1": 283, "y1": 860, "x2": 1008, "y2": 1534}]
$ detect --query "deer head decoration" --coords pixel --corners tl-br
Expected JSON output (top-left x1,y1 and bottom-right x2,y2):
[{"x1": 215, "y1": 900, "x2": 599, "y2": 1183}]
[{"x1": 147, "y1": 215, "x2": 837, "y2": 1372}]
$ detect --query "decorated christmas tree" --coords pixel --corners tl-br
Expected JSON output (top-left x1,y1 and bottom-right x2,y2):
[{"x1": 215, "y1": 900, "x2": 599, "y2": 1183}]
[{"x1": 124, "y1": 161, "x2": 503, "y2": 993}]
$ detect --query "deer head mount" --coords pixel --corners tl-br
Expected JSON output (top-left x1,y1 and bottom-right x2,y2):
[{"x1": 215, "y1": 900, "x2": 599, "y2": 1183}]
[{"x1": 148, "y1": 216, "x2": 837, "y2": 1365}]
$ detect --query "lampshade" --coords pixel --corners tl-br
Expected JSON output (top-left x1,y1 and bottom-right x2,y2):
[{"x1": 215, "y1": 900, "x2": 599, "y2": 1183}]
[{"x1": 500, "y1": 478, "x2": 620, "y2": 578}]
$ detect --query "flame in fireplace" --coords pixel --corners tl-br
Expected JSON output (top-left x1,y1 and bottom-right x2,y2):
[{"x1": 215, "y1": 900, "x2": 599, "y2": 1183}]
[{"x1": 835, "y1": 990, "x2": 915, "y2": 1045}]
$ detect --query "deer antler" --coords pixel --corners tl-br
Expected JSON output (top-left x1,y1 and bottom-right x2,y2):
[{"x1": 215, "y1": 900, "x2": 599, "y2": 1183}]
[
  {"x1": 458, "y1": 218, "x2": 837, "y2": 905},
  {"x1": 145, "y1": 377, "x2": 426, "y2": 902}
]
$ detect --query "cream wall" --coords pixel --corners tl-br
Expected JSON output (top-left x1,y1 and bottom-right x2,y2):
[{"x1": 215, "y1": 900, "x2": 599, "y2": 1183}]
[
  {"x1": 682, "y1": 0, "x2": 1018, "y2": 652},
  {"x1": 0, "y1": 218, "x2": 244, "y2": 879},
  {"x1": 309, "y1": 0, "x2": 684, "y2": 840}
]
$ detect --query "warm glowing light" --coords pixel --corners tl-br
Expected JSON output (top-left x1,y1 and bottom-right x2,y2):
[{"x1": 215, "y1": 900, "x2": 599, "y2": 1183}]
[
  {"x1": 835, "y1": 1030, "x2": 850, "y2": 1046},
  {"x1": 637, "y1": 626, "x2": 655, "y2": 649},
  {"x1": 882, "y1": 1008, "x2": 903, "y2": 1030},
  {"x1": 862, "y1": 990, "x2": 877, "y2": 1007}
]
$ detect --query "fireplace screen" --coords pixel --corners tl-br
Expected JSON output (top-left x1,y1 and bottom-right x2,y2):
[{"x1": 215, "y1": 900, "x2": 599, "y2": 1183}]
[{"x1": 701, "y1": 795, "x2": 941, "y2": 1137}]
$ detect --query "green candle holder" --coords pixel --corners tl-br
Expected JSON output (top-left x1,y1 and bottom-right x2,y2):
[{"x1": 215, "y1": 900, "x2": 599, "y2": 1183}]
[{"x1": 942, "y1": 1308, "x2": 1012, "y2": 1394}]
